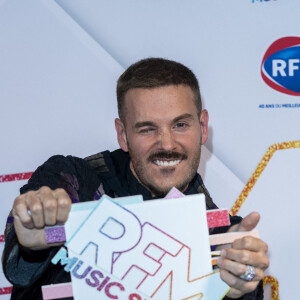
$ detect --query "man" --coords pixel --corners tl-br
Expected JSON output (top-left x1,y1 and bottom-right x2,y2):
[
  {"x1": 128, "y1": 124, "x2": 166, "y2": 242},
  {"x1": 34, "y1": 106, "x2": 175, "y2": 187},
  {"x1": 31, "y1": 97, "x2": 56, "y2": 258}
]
[{"x1": 2, "y1": 58, "x2": 269, "y2": 299}]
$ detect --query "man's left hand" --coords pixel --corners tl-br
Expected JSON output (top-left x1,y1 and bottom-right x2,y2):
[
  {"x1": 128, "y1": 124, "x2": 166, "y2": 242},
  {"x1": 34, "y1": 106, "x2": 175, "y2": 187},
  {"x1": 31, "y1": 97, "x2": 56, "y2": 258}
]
[{"x1": 217, "y1": 212, "x2": 269, "y2": 298}]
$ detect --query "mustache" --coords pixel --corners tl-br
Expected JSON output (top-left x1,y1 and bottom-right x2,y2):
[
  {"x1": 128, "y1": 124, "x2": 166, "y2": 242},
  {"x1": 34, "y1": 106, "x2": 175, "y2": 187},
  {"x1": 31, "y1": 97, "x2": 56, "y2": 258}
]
[{"x1": 148, "y1": 151, "x2": 187, "y2": 161}]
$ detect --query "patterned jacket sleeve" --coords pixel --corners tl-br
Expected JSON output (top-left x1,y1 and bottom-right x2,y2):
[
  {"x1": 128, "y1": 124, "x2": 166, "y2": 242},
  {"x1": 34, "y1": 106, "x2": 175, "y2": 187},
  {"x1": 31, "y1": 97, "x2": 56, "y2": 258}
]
[
  {"x1": 223, "y1": 280, "x2": 264, "y2": 300},
  {"x1": 2, "y1": 155, "x2": 100, "y2": 288}
]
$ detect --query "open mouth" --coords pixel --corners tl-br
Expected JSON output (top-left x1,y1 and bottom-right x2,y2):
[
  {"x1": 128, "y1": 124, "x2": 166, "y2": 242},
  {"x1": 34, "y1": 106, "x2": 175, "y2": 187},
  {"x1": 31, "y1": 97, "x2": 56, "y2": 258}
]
[
  {"x1": 149, "y1": 151, "x2": 187, "y2": 168},
  {"x1": 153, "y1": 159, "x2": 182, "y2": 167}
]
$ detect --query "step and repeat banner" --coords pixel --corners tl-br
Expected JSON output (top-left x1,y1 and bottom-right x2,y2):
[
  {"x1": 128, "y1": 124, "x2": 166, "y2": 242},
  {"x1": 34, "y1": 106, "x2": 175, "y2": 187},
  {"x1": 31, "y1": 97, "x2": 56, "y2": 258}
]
[{"x1": 0, "y1": 0, "x2": 299, "y2": 299}]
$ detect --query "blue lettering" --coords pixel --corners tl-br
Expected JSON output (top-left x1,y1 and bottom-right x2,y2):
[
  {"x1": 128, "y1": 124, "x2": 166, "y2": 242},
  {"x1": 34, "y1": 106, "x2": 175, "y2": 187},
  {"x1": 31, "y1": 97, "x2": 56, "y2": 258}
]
[
  {"x1": 51, "y1": 247, "x2": 78, "y2": 272},
  {"x1": 72, "y1": 261, "x2": 92, "y2": 279}
]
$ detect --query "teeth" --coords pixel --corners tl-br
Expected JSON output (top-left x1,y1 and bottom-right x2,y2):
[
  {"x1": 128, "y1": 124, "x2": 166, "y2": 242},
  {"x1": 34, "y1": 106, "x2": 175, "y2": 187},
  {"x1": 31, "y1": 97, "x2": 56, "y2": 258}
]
[{"x1": 154, "y1": 160, "x2": 181, "y2": 167}]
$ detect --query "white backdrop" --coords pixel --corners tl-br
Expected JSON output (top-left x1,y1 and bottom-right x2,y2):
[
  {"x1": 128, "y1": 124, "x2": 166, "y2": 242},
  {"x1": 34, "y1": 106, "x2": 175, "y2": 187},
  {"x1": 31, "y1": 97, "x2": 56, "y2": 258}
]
[{"x1": 1, "y1": 0, "x2": 299, "y2": 299}]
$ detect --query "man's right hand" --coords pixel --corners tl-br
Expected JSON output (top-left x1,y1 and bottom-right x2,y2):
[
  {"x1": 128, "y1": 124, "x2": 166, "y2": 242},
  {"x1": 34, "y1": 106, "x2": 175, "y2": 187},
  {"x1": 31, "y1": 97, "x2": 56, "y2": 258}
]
[{"x1": 12, "y1": 186, "x2": 72, "y2": 250}]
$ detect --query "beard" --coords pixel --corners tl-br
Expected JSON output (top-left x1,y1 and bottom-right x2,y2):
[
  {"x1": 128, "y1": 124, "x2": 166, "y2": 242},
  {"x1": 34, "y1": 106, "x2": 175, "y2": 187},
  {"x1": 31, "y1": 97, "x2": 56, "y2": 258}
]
[{"x1": 128, "y1": 146, "x2": 201, "y2": 197}]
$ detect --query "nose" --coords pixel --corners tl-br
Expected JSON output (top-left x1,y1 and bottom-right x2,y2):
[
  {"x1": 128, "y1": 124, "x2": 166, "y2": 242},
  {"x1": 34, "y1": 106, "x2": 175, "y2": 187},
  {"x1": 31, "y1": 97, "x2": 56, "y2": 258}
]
[{"x1": 158, "y1": 129, "x2": 176, "y2": 151}]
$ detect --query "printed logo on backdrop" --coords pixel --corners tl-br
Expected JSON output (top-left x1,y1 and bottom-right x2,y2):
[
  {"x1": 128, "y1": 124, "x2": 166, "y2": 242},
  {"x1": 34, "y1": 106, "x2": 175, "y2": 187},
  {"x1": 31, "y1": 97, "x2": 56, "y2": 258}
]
[
  {"x1": 261, "y1": 37, "x2": 300, "y2": 96},
  {"x1": 259, "y1": 37, "x2": 300, "y2": 109}
]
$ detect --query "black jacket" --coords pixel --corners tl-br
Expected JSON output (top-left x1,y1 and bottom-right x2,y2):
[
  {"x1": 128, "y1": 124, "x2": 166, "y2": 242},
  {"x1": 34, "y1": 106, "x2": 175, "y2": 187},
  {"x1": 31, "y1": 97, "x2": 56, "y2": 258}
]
[{"x1": 2, "y1": 149, "x2": 263, "y2": 299}]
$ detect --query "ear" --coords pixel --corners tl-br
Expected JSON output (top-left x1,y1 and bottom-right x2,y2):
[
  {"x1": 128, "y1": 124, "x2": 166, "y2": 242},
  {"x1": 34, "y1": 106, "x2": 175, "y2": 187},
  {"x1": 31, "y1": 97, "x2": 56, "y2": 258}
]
[
  {"x1": 115, "y1": 118, "x2": 129, "y2": 152},
  {"x1": 200, "y1": 109, "x2": 209, "y2": 145}
]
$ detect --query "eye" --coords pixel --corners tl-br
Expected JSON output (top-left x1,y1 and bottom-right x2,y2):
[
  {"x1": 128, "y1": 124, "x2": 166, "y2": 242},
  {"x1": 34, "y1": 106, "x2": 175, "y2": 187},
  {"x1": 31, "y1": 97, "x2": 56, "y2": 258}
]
[
  {"x1": 173, "y1": 122, "x2": 191, "y2": 132},
  {"x1": 174, "y1": 122, "x2": 188, "y2": 129},
  {"x1": 139, "y1": 127, "x2": 156, "y2": 135}
]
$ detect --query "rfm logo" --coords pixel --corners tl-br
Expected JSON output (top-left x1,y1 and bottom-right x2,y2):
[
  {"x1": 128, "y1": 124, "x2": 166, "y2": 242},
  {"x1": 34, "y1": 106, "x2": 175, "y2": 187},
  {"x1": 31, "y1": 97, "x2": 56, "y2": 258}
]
[{"x1": 261, "y1": 37, "x2": 300, "y2": 96}]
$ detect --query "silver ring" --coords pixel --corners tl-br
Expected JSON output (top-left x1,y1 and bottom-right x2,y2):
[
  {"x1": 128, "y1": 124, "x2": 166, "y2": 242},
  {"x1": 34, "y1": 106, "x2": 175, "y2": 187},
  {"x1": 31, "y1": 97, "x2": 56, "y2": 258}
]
[{"x1": 240, "y1": 265, "x2": 255, "y2": 281}]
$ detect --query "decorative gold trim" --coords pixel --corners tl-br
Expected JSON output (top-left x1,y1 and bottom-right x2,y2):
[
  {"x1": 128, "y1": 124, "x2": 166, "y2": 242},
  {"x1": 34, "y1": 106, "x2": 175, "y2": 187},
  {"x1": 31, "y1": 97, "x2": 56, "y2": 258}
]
[
  {"x1": 263, "y1": 276, "x2": 279, "y2": 300},
  {"x1": 230, "y1": 141, "x2": 300, "y2": 216}
]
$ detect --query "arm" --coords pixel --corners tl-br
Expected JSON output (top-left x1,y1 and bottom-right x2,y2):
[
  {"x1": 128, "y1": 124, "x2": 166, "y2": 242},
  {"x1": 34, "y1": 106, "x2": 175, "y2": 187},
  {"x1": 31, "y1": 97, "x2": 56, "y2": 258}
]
[
  {"x1": 2, "y1": 188, "x2": 70, "y2": 288},
  {"x1": 2, "y1": 155, "x2": 100, "y2": 287}
]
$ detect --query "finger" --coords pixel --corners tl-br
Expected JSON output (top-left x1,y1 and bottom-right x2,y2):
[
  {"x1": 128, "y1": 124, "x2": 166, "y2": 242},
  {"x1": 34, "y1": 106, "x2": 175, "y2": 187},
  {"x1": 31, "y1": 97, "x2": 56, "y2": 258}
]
[
  {"x1": 12, "y1": 194, "x2": 34, "y2": 229},
  {"x1": 232, "y1": 236, "x2": 268, "y2": 253},
  {"x1": 230, "y1": 212, "x2": 260, "y2": 232},
  {"x1": 55, "y1": 188, "x2": 72, "y2": 225},
  {"x1": 219, "y1": 269, "x2": 259, "y2": 296},
  {"x1": 221, "y1": 248, "x2": 269, "y2": 271},
  {"x1": 217, "y1": 258, "x2": 263, "y2": 281},
  {"x1": 39, "y1": 187, "x2": 58, "y2": 226},
  {"x1": 27, "y1": 191, "x2": 45, "y2": 228}
]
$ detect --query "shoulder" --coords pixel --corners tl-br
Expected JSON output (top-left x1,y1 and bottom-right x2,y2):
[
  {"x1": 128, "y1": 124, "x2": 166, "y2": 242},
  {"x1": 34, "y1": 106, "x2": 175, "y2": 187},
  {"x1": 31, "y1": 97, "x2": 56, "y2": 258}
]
[
  {"x1": 20, "y1": 154, "x2": 100, "y2": 201},
  {"x1": 85, "y1": 149, "x2": 129, "y2": 174}
]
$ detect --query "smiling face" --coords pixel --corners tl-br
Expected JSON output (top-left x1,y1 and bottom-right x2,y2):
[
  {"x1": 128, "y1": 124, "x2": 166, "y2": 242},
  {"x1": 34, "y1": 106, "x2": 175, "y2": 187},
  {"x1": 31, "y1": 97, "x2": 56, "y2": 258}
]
[{"x1": 115, "y1": 84, "x2": 208, "y2": 197}]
